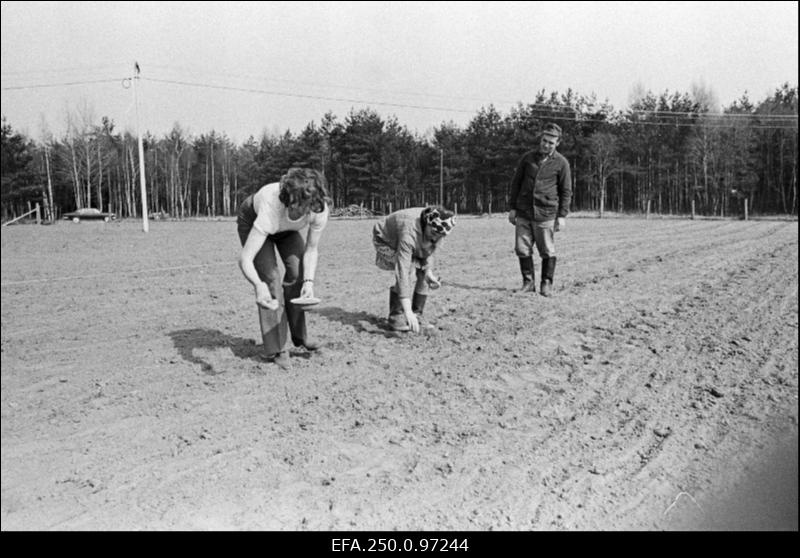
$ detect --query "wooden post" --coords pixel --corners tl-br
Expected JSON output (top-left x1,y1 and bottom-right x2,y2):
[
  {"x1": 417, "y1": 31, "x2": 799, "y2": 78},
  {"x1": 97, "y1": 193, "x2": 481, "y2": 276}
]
[
  {"x1": 133, "y1": 62, "x2": 149, "y2": 233},
  {"x1": 454, "y1": 203, "x2": 458, "y2": 215},
  {"x1": 439, "y1": 148, "x2": 443, "y2": 206},
  {"x1": 691, "y1": 199, "x2": 695, "y2": 220},
  {"x1": 744, "y1": 199, "x2": 748, "y2": 221},
  {"x1": 646, "y1": 200, "x2": 651, "y2": 219},
  {"x1": 35, "y1": 203, "x2": 41, "y2": 224},
  {"x1": 2, "y1": 205, "x2": 39, "y2": 227}
]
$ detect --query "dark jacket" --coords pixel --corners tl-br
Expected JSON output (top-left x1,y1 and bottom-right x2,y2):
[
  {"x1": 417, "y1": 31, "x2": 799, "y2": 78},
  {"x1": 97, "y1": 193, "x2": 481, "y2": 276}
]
[{"x1": 508, "y1": 149, "x2": 572, "y2": 222}]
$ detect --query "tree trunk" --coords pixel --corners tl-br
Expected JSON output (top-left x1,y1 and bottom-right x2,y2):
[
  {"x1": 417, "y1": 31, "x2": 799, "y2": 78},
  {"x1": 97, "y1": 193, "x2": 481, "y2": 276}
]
[
  {"x1": 210, "y1": 140, "x2": 216, "y2": 216},
  {"x1": 151, "y1": 147, "x2": 157, "y2": 215},
  {"x1": 204, "y1": 150, "x2": 210, "y2": 216},
  {"x1": 222, "y1": 144, "x2": 231, "y2": 216},
  {"x1": 96, "y1": 141, "x2": 104, "y2": 213},
  {"x1": 85, "y1": 139, "x2": 92, "y2": 208},
  {"x1": 69, "y1": 136, "x2": 83, "y2": 209}
]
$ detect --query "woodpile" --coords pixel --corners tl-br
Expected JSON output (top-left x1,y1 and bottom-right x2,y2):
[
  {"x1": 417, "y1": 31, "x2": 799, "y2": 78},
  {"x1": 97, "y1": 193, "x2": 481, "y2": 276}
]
[{"x1": 329, "y1": 204, "x2": 377, "y2": 218}]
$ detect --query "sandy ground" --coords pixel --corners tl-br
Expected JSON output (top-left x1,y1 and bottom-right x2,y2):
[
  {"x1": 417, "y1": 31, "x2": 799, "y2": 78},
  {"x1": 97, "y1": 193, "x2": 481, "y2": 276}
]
[{"x1": 1, "y1": 215, "x2": 797, "y2": 531}]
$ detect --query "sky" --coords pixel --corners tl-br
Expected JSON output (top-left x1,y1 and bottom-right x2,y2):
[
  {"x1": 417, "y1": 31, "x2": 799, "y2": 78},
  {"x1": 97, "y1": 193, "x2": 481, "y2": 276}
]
[{"x1": 1, "y1": 1, "x2": 798, "y2": 143}]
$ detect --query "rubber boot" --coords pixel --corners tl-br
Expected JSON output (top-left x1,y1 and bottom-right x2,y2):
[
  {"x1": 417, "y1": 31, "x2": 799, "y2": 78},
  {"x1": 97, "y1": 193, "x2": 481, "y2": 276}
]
[
  {"x1": 519, "y1": 256, "x2": 536, "y2": 292},
  {"x1": 540, "y1": 256, "x2": 557, "y2": 297},
  {"x1": 388, "y1": 288, "x2": 410, "y2": 332},
  {"x1": 412, "y1": 291, "x2": 427, "y2": 316}
]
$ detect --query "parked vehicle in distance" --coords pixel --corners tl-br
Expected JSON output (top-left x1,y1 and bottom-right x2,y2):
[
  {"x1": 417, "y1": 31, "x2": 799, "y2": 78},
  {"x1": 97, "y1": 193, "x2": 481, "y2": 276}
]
[{"x1": 63, "y1": 208, "x2": 117, "y2": 223}]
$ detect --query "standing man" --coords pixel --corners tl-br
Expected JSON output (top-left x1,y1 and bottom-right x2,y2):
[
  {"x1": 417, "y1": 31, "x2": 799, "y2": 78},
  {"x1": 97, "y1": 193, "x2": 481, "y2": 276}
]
[{"x1": 507, "y1": 122, "x2": 572, "y2": 296}]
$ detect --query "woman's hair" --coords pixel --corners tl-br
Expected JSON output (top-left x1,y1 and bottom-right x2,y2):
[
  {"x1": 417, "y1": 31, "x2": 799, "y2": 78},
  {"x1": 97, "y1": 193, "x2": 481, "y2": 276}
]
[
  {"x1": 278, "y1": 167, "x2": 331, "y2": 213},
  {"x1": 420, "y1": 205, "x2": 456, "y2": 237}
]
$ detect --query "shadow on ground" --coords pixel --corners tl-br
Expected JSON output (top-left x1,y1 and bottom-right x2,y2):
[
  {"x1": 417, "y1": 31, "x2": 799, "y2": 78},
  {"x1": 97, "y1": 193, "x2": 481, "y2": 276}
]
[
  {"x1": 313, "y1": 306, "x2": 403, "y2": 338},
  {"x1": 168, "y1": 328, "x2": 264, "y2": 375}
]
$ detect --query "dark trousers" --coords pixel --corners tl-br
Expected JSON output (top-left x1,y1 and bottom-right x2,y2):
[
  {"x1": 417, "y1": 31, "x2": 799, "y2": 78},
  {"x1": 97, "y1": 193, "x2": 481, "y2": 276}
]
[{"x1": 238, "y1": 198, "x2": 306, "y2": 355}]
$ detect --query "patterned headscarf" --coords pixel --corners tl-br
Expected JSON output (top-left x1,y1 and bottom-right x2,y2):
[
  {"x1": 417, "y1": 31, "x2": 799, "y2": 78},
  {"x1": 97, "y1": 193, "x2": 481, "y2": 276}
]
[{"x1": 421, "y1": 207, "x2": 455, "y2": 236}]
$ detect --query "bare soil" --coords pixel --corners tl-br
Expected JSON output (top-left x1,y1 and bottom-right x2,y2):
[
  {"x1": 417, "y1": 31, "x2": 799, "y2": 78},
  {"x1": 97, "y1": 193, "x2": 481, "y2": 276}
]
[{"x1": 1, "y1": 215, "x2": 797, "y2": 530}]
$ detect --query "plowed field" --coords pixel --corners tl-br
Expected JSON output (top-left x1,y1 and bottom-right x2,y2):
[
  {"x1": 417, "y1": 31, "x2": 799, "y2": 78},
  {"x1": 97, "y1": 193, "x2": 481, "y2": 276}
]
[{"x1": 2, "y1": 215, "x2": 797, "y2": 530}]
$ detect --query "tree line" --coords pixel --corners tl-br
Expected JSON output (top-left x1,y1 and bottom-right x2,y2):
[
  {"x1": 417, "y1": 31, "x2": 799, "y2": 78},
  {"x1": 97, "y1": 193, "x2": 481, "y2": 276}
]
[{"x1": 1, "y1": 83, "x2": 797, "y2": 222}]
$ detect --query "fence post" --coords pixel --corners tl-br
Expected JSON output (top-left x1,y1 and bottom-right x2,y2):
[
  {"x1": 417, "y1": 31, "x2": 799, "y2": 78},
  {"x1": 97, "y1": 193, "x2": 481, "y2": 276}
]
[
  {"x1": 35, "y1": 203, "x2": 41, "y2": 224},
  {"x1": 691, "y1": 199, "x2": 695, "y2": 220},
  {"x1": 744, "y1": 199, "x2": 748, "y2": 221},
  {"x1": 646, "y1": 200, "x2": 651, "y2": 220}
]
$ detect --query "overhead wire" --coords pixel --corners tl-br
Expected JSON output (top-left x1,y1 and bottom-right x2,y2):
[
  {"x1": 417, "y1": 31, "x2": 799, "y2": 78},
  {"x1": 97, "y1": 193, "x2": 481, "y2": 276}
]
[
  {"x1": 141, "y1": 63, "x2": 797, "y2": 120},
  {"x1": 1, "y1": 77, "x2": 127, "y2": 91},
  {"x1": 143, "y1": 76, "x2": 797, "y2": 129},
  {"x1": 1, "y1": 66, "x2": 797, "y2": 130}
]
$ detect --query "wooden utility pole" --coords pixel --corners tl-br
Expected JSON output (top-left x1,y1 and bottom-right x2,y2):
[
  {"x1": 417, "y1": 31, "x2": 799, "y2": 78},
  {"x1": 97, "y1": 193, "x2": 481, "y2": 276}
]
[
  {"x1": 133, "y1": 62, "x2": 149, "y2": 232},
  {"x1": 44, "y1": 144, "x2": 55, "y2": 222}
]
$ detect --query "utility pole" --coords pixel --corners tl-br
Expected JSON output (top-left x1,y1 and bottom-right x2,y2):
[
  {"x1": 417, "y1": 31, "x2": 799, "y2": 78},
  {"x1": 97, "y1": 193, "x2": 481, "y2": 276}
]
[
  {"x1": 133, "y1": 61, "x2": 149, "y2": 232},
  {"x1": 439, "y1": 148, "x2": 444, "y2": 206},
  {"x1": 44, "y1": 143, "x2": 55, "y2": 222}
]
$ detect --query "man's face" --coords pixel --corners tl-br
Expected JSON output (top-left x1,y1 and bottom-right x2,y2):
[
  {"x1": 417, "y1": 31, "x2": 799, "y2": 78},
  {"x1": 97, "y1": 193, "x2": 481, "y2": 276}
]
[{"x1": 539, "y1": 133, "x2": 559, "y2": 156}]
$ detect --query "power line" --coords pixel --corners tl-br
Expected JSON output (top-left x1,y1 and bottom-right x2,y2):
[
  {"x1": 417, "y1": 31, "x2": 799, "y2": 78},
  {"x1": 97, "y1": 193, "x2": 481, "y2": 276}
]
[
  {"x1": 0, "y1": 63, "x2": 126, "y2": 78},
  {"x1": 143, "y1": 76, "x2": 479, "y2": 115},
  {"x1": 142, "y1": 77, "x2": 798, "y2": 130},
  {"x1": 3, "y1": 61, "x2": 796, "y2": 123},
  {"x1": 1, "y1": 72, "x2": 796, "y2": 130},
  {"x1": 1, "y1": 77, "x2": 126, "y2": 91},
  {"x1": 143, "y1": 62, "x2": 526, "y2": 107},
  {"x1": 621, "y1": 109, "x2": 797, "y2": 120},
  {"x1": 142, "y1": 63, "x2": 797, "y2": 121}
]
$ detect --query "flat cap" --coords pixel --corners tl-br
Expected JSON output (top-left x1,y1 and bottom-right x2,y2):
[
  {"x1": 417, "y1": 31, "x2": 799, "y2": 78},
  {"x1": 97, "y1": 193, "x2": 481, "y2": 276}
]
[{"x1": 542, "y1": 123, "x2": 562, "y2": 138}]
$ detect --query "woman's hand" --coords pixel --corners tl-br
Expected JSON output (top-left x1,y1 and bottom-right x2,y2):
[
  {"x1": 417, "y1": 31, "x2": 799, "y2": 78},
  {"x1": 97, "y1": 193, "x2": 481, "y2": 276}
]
[
  {"x1": 404, "y1": 309, "x2": 420, "y2": 333},
  {"x1": 425, "y1": 270, "x2": 441, "y2": 289},
  {"x1": 300, "y1": 280, "x2": 315, "y2": 299},
  {"x1": 255, "y1": 282, "x2": 278, "y2": 310}
]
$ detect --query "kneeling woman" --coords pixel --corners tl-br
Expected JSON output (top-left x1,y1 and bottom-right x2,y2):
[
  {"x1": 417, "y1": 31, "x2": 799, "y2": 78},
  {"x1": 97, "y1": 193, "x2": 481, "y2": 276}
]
[
  {"x1": 237, "y1": 168, "x2": 330, "y2": 369},
  {"x1": 372, "y1": 206, "x2": 455, "y2": 333}
]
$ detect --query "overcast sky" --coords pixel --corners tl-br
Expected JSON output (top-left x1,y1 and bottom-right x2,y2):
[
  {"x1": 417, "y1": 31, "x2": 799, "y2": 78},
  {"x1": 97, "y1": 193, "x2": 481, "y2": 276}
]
[{"x1": 1, "y1": 1, "x2": 797, "y2": 142}]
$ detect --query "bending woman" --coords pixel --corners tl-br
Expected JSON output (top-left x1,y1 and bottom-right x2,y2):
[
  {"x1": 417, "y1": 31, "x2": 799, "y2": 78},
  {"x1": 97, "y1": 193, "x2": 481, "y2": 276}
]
[
  {"x1": 237, "y1": 168, "x2": 330, "y2": 369},
  {"x1": 372, "y1": 206, "x2": 455, "y2": 333}
]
